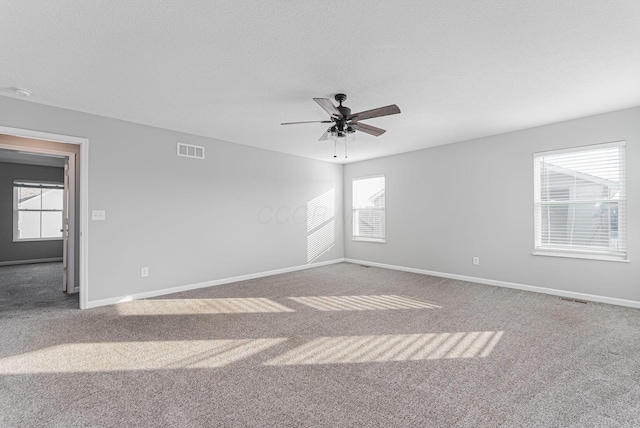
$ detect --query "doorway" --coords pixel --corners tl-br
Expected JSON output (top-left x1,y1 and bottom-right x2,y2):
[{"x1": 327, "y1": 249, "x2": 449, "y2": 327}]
[{"x1": 0, "y1": 128, "x2": 88, "y2": 309}]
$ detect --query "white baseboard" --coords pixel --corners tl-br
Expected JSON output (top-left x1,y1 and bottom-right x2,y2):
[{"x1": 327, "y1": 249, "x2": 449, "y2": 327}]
[
  {"x1": 344, "y1": 258, "x2": 640, "y2": 309},
  {"x1": 0, "y1": 257, "x2": 63, "y2": 266},
  {"x1": 85, "y1": 258, "x2": 346, "y2": 309}
]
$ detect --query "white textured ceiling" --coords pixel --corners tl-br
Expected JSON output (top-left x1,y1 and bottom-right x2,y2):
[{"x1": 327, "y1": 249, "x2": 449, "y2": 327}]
[{"x1": 1, "y1": 1, "x2": 639, "y2": 163}]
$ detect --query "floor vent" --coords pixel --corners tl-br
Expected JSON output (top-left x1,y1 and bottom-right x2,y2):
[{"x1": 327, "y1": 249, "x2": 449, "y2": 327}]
[
  {"x1": 177, "y1": 142, "x2": 205, "y2": 159},
  {"x1": 359, "y1": 265, "x2": 370, "y2": 268},
  {"x1": 560, "y1": 297, "x2": 589, "y2": 304}
]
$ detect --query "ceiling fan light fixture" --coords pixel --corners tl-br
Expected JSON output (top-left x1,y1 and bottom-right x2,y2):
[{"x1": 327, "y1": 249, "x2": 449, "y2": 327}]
[
  {"x1": 328, "y1": 126, "x2": 338, "y2": 141},
  {"x1": 345, "y1": 126, "x2": 355, "y2": 142}
]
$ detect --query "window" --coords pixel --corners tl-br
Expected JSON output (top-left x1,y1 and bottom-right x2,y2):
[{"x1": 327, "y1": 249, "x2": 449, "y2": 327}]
[
  {"x1": 353, "y1": 175, "x2": 385, "y2": 242},
  {"x1": 13, "y1": 181, "x2": 64, "y2": 241},
  {"x1": 533, "y1": 142, "x2": 626, "y2": 261}
]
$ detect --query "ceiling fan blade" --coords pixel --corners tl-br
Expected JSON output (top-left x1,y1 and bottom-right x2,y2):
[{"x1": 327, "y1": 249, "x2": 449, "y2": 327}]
[
  {"x1": 281, "y1": 120, "x2": 333, "y2": 125},
  {"x1": 348, "y1": 104, "x2": 401, "y2": 121},
  {"x1": 313, "y1": 98, "x2": 343, "y2": 118},
  {"x1": 318, "y1": 129, "x2": 330, "y2": 141},
  {"x1": 350, "y1": 122, "x2": 386, "y2": 137}
]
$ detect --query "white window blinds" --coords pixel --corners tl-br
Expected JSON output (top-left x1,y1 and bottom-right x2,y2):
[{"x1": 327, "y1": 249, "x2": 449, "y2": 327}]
[
  {"x1": 533, "y1": 142, "x2": 626, "y2": 260},
  {"x1": 353, "y1": 175, "x2": 385, "y2": 242}
]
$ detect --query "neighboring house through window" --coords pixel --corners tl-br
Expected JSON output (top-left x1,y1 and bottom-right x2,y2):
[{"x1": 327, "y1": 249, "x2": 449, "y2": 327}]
[
  {"x1": 353, "y1": 175, "x2": 385, "y2": 242},
  {"x1": 533, "y1": 142, "x2": 626, "y2": 261},
  {"x1": 13, "y1": 181, "x2": 64, "y2": 241}
]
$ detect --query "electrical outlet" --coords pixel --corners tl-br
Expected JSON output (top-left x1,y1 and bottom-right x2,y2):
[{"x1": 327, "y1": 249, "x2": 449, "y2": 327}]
[
  {"x1": 141, "y1": 267, "x2": 149, "y2": 277},
  {"x1": 472, "y1": 257, "x2": 480, "y2": 266},
  {"x1": 92, "y1": 210, "x2": 106, "y2": 221}
]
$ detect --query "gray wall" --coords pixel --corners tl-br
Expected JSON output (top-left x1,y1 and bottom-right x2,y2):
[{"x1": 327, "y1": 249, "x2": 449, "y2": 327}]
[
  {"x1": 0, "y1": 97, "x2": 344, "y2": 303},
  {"x1": 344, "y1": 107, "x2": 640, "y2": 302},
  {"x1": 0, "y1": 162, "x2": 64, "y2": 263}
]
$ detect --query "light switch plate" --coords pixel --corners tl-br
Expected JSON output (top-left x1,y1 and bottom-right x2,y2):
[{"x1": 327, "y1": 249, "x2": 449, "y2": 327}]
[{"x1": 92, "y1": 210, "x2": 106, "y2": 221}]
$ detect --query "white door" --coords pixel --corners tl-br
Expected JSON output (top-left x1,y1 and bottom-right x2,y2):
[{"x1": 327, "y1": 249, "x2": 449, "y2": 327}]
[
  {"x1": 62, "y1": 155, "x2": 76, "y2": 293},
  {"x1": 62, "y1": 160, "x2": 68, "y2": 291}
]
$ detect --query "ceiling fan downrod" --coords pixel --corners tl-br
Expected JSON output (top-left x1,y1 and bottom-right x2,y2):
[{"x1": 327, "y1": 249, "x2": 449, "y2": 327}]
[{"x1": 333, "y1": 94, "x2": 350, "y2": 134}]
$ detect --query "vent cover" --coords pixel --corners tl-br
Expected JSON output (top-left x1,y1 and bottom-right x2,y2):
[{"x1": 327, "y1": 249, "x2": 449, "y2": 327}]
[
  {"x1": 560, "y1": 297, "x2": 589, "y2": 304},
  {"x1": 177, "y1": 143, "x2": 205, "y2": 159}
]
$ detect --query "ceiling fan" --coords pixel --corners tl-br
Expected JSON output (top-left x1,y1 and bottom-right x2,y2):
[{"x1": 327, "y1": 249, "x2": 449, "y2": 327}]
[{"x1": 281, "y1": 94, "x2": 401, "y2": 158}]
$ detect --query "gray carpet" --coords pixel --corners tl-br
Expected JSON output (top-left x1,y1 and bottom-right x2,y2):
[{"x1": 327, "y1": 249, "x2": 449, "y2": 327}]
[
  {"x1": 0, "y1": 262, "x2": 78, "y2": 318},
  {"x1": 1, "y1": 262, "x2": 640, "y2": 427}
]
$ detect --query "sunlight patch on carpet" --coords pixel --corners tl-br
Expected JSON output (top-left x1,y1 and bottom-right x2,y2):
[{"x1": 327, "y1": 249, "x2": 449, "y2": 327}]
[
  {"x1": 116, "y1": 298, "x2": 295, "y2": 315},
  {"x1": 288, "y1": 295, "x2": 441, "y2": 311},
  {"x1": 264, "y1": 331, "x2": 503, "y2": 365},
  {"x1": 0, "y1": 338, "x2": 287, "y2": 374}
]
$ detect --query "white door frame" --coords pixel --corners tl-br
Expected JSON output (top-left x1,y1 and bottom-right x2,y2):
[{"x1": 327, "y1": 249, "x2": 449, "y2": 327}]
[{"x1": 0, "y1": 125, "x2": 90, "y2": 309}]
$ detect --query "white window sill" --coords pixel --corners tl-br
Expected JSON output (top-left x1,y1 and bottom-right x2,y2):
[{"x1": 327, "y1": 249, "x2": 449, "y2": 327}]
[
  {"x1": 353, "y1": 237, "x2": 386, "y2": 243},
  {"x1": 532, "y1": 250, "x2": 629, "y2": 263},
  {"x1": 13, "y1": 238, "x2": 63, "y2": 243}
]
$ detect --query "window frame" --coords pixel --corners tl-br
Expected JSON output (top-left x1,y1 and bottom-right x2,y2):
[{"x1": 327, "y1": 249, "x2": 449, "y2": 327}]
[
  {"x1": 532, "y1": 141, "x2": 627, "y2": 262},
  {"x1": 352, "y1": 174, "x2": 386, "y2": 243},
  {"x1": 13, "y1": 180, "x2": 65, "y2": 242}
]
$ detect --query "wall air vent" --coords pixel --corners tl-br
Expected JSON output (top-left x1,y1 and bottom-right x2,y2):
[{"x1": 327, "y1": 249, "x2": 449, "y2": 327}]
[{"x1": 177, "y1": 143, "x2": 205, "y2": 159}]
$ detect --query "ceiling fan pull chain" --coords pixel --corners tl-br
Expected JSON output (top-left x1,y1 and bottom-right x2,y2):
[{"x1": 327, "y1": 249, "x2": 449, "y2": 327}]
[
  {"x1": 334, "y1": 141, "x2": 337, "y2": 158},
  {"x1": 345, "y1": 141, "x2": 348, "y2": 159}
]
